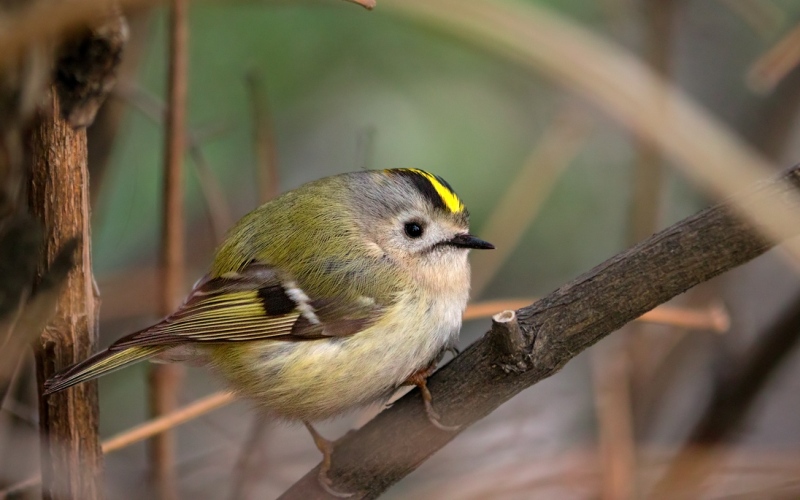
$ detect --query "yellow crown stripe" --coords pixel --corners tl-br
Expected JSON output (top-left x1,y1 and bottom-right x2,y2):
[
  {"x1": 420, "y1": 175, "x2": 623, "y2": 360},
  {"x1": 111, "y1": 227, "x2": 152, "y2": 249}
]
[{"x1": 408, "y1": 169, "x2": 465, "y2": 213}]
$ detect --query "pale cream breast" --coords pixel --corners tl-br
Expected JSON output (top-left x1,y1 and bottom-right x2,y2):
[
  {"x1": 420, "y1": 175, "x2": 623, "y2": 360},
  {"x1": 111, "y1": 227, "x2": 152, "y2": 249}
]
[{"x1": 206, "y1": 288, "x2": 467, "y2": 421}]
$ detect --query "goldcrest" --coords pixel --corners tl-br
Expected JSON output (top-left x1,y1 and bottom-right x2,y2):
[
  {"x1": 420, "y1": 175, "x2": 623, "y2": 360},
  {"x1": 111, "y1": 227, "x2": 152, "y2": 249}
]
[{"x1": 45, "y1": 168, "x2": 494, "y2": 495}]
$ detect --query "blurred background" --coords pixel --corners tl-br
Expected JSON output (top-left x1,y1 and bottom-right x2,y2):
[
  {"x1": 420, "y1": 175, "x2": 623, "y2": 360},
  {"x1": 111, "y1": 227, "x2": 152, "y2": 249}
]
[{"x1": 3, "y1": 0, "x2": 800, "y2": 498}]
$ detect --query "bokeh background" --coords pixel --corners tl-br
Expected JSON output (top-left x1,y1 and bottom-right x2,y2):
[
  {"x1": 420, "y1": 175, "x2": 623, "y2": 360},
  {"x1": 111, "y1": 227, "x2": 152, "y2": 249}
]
[{"x1": 4, "y1": 0, "x2": 800, "y2": 498}]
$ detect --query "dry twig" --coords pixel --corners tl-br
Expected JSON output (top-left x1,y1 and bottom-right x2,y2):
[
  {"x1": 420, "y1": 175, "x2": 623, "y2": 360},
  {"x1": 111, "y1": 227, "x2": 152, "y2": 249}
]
[
  {"x1": 717, "y1": 0, "x2": 785, "y2": 39},
  {"x1": 116, "y1": 83, "x2": 233, "y2": 241},
  {"x1": 343, "y1": 0, "x2": 375, "y2": 9},
  {"x1": 470, "y1": 107, "x2": 590, "y2": 296},
  {"x1": 592, "y1": 3, "x2": 676, "y2": 497},
  {"x1": 228, "y1": 418, "x2": 271, "y2": 500},
  {"x1": 748, "y1": 22, "x2": 800, "y2": 93},
  {"x1": 465, "y1": 300, "x2": 729, "y2": 333},
  {"x1": 246, "y1": 70, "x2": 280, "y2": 204},
  {"x1": 104, "y1": 392, "x2": 236, "y2": 453},
  {"x1": 149, "y1": 0, "x2": 189, "y2": 497}
]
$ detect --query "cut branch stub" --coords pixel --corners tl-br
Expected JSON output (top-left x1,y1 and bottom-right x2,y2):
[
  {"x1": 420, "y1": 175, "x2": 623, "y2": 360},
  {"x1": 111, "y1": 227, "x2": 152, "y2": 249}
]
[{"x1": 487, "y1": 309, "x2": 532, "y2": 373}]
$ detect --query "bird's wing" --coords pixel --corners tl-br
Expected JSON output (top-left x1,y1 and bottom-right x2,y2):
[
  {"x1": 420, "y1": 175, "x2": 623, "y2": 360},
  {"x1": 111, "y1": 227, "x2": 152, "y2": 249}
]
[
  {"x1": 43, "y1": 262, "x2": 384, "y2": 394},
  {"x1": 112, "y1": 261, "x2": 384, "y2": 349}
]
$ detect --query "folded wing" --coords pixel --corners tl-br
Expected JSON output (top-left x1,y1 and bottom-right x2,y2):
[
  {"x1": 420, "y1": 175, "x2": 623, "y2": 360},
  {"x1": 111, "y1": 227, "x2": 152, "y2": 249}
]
[{"x1": 44, "y1": 262, "x2": 384, "y2": 394}]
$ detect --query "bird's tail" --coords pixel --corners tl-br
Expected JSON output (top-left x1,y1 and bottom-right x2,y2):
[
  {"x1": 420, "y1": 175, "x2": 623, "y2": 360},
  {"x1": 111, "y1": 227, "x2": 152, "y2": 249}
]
[{"x1": 43, "y1": 345, "x2": 168, "y2": 395}]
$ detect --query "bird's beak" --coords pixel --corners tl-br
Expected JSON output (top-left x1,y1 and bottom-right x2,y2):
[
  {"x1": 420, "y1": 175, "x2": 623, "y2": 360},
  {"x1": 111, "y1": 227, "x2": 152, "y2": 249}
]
[{"x1": 447, "y1": 233, "x2": 495, "y2": 250}]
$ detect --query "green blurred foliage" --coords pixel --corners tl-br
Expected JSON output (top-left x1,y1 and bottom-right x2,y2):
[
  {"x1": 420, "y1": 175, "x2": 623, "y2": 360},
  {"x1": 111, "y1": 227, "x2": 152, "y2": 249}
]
[{"x1": 94, "y1": 1, "x2": 639, "y2": 294}]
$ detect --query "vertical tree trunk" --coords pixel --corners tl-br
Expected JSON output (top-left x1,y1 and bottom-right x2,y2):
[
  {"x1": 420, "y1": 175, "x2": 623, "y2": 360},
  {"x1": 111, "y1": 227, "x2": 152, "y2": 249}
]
[{"x1": 29, "y1": 88, "x2": 102, "y2": 500}]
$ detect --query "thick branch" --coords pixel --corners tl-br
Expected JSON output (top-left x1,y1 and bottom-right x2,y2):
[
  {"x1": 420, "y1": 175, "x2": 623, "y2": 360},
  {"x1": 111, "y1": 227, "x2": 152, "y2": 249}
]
[
  {"x1": 280, "y1": 166, "x2": 800, "y2": 499},
  {"x1": 29, "y1": 88, "x2": 102, "y2": 500}
]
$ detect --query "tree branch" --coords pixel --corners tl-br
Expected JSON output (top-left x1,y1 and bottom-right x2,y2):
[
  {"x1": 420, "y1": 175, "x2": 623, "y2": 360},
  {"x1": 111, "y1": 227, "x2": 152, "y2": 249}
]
[
  {"x1": 29, "y1": 88, "x2": 102, "y2": 500},
  {"x1": 279, "y1": 166, "x2": 800, "y2": 499},
  {"x1": 149, "y1": 0, "x2": 188, "y2": 497}
]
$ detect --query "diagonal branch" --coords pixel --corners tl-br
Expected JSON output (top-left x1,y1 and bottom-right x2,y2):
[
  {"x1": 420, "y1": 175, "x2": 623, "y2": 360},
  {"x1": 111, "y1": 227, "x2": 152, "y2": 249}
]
[{"x1": 278, "y1": 166, "x2": 800, "y2": 499}]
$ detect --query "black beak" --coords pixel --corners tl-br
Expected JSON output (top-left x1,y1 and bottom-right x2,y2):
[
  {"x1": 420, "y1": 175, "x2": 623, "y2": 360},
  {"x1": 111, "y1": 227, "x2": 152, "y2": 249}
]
[{"x1": 447, "y1": 233, "x2": 495, "y2": 250}]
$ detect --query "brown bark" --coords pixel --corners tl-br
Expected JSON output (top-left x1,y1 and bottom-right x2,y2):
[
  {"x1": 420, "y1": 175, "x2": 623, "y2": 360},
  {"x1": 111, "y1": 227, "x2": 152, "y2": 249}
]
[{"x1": 29, "y1": 88, "x2": 102, "y2": 500}]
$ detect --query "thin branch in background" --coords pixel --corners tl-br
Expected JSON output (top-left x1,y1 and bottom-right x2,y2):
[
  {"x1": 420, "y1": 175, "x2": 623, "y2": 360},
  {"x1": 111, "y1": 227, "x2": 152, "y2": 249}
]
[
  {"x1": 186, "y1": 134, "x2": 234, "y2": 242},
  {"x1": 0, "y1": 397, "x2": 38, "y2": 426},
  {"x1": 591, "y1": 338, "x2": 636, "y2": 500},
  {"x1": 0, "y1": 354, "x2": 36, "y2": 486},
  {"x1": 246, "y1": 69, "x2": 280, "y2": 204},
  {"x1": 88, "y1": 11, "x2": 153, "y2": 206},
  {"x1": 592, "y1": 1, "x2": 676, "y2": 497},
  {"x1": 747, "y1": 21, "x2": 800, "y2": 94},
  {"x1": 232, "y1": 71, "x2": 283, "y2": 495},
  {"x1": 116, "y1": 83, "x2": 233, "y2": 242},
  {"x1": 470, "y1": 106, "x2": 591, "y2": 296},
  {"x1": 2, "y1": 391, "x2": 237, "y2": 496},
  {"x1": 640, "y1": 302, "x2": 729, "y2": 333},
  {"x1": 229, "y1": 418, "x2": 271, "y2": 500},
  {"x1": 104, "y1": 391, "x2": 236, "y2": 453},
  {"x1": 342, "y1": 0, "x2": 375, "y2": 9},
  {"x1": 628, "y1": 0, "x2": 672, "y2": 246},
  {"x1": 717, "y1": 0, "x2": 786, "y2": 39},
  {"x1": 0, "y1": 356, "x2": 28, "y2": 428},
  {"x1": 650, "y1": 293, "x2": 800, "y2": 498},
  {"x1": 0, "y1": 473, "x2": 41, "y2": 500},
  {"x1": 150, "y1": 0, "x2": 189, "y2": 497},
  {"x1": 0, "y1": 218, "x2": 42, "y2": 384},
  {"x1": 465, "y1": 299, "x2": 729, "y2": 333}
]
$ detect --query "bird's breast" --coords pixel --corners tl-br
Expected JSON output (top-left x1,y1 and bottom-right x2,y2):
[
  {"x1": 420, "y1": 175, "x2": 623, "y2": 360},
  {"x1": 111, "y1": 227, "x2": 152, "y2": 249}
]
[{"x1": 207, "y1": 290, "x2": 467, "y2": 421}]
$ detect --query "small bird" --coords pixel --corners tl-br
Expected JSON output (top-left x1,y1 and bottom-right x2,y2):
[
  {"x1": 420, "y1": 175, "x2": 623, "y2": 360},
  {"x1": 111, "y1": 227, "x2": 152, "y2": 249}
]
[{"x1": 45, "y1": 168, "x2": 493, "y2": 495}]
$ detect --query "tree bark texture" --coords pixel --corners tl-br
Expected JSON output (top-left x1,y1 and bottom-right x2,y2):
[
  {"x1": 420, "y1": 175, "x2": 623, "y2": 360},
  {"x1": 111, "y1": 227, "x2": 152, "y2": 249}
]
[
  {"x1": 279, "y1": 166, "x2": 799, "y2": 499},
  {"x1": 29, "y1": 88, "x2": 102, "y2": 500}
]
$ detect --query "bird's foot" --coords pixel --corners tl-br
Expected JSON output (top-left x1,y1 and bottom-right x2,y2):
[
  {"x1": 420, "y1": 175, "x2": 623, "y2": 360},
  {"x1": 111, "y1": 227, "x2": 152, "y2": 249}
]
[
  {"x1": 304, "y1": 422, "x2": 353, "y2": 498},
  {"x1": 403, "y1": 369, "x2": 461, "y2": 432}
]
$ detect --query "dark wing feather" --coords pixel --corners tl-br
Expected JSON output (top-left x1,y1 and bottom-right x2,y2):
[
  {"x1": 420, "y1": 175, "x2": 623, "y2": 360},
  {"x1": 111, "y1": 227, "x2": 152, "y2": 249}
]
[
  {"x1": 110, "y1": 262, "x2": 383, "y2": 349},
  {"x1": 44, "y1": 262, "x2": 384, "y2": 394}
]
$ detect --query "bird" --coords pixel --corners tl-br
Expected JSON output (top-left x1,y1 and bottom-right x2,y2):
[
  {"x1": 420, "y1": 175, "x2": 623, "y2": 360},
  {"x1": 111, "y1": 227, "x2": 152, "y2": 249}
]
[{"x1": 44, "y1": 168, "x2": 494, "y2": 495}]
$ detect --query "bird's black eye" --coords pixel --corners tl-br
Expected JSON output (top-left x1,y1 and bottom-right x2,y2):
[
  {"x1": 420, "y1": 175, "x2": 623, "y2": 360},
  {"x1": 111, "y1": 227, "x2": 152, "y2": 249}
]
[{"x1": 404, "y1": 221, "x2": 424, "y2": 239}]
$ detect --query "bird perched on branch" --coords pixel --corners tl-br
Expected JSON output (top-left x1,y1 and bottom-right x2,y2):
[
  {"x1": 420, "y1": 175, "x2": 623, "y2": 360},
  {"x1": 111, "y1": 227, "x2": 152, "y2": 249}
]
[{"x1": 45, "y1": 168, "x2": 494, "y2": 496}]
